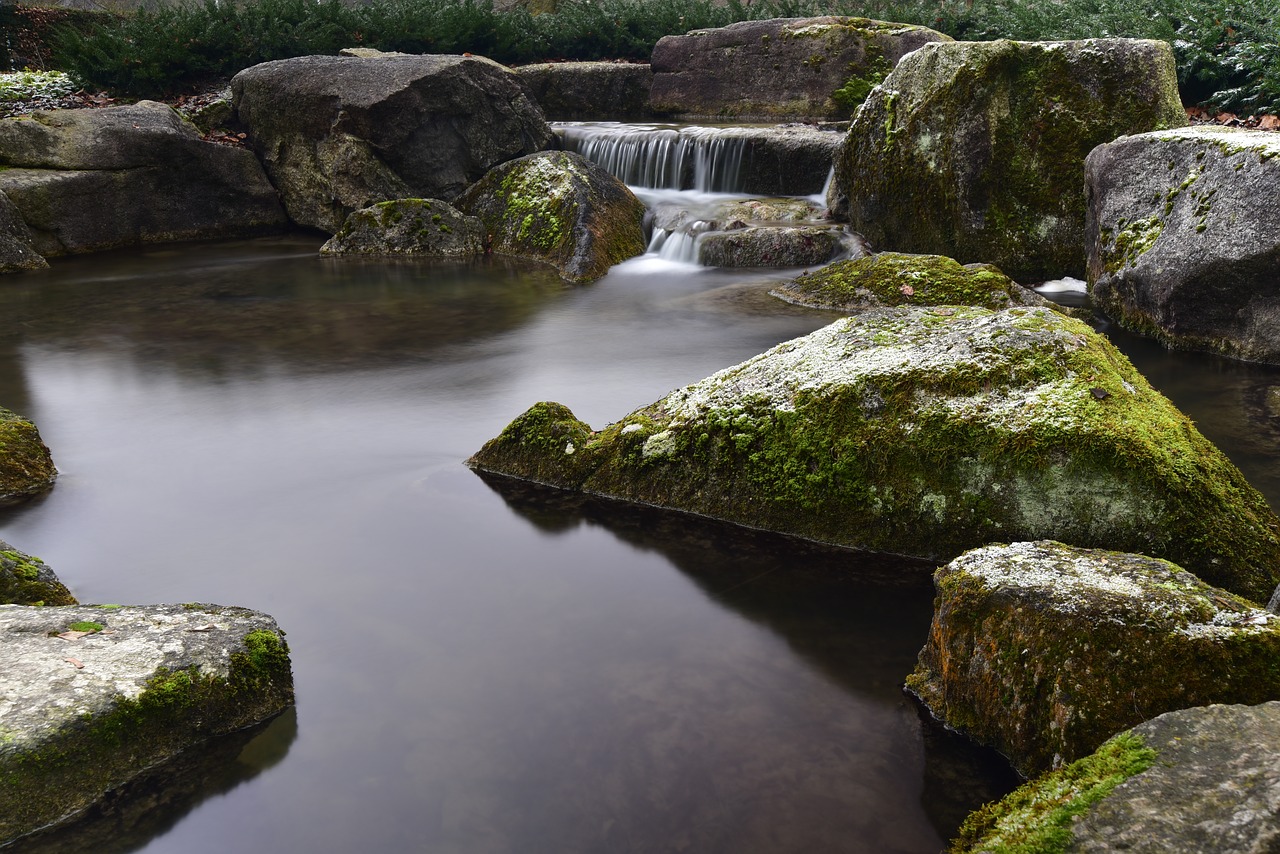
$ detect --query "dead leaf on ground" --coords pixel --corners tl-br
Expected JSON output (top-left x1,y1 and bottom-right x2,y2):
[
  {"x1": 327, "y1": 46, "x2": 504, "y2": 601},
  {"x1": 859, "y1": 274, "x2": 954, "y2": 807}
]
[
  {"x1": 57, "y1": 630, "x2": 92, "y2": 641},
  {"x1": 64, "y1": 657, "x2": 84, "y2": 669}
]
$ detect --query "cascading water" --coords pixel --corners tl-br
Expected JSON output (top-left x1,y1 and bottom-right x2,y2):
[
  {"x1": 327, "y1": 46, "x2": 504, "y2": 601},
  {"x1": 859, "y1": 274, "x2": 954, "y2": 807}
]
[{"x1": 559, "y1": 122, "x2": 750, "y2": 193}]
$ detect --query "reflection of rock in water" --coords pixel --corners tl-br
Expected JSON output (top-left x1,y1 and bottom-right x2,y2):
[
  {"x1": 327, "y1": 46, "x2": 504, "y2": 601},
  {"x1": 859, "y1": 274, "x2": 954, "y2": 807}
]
[
  {"x1": 912, "y1": 703, "x2": 1022, "y2": 840},
  {"x1": 15, "y1": 708, "x2": 297, "y2": 854}
]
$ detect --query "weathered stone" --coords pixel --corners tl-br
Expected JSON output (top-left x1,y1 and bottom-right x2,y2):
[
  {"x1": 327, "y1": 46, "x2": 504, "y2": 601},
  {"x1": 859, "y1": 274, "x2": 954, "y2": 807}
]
[
  {"x1": 649, "y1": 16, "x2": 951, "y2": 121},
  {"x1": 0, "y1": 102, "x2": 287, "y2": 257},
  {"x1": 773, "y1": 252, "x2": 1062, "y2": 313},
  {"x1": 320, "y1": 198, "x2": 485, "y2": 257},
  {"x1": 516, "y1": 61, "x2": 653, "y2": 120},
  {"x1": 909, "y1": 541, "x2": 1280, "y2": 777},
  {"x1": 697, "y1": 225, "x2": 850, "y2": 268},
  {"x1": 0, "y1": 406, "x2": 56, "y2": 503},
  {"x1": 715, "y1": 197, "x2": 826, "y2": 223},
  {"x1": 0, "y1": 603, "x2": 294, "y2": 846},
  {"x1": 955, "y1": 702, "x2": 1280, "y2": 853},
  {"x1": 0, "y1": 190, "x2": 46, "y2": 273},
  {"x1": 1087, "y1": 127, "x2": 1280, "y2": 364},
  {"x1": 468, "y1": 306, "x2": 1280, "y2": 601},
  {"x1": 0, "y1": 541, "x2": 74, "y2": 606},
  {"x1": 457, "y1": 150, "x2": 646, "y2": 283},
  {"x1": 832, "y1": 38, "x2": 1187, "y2": 282},
  {"x1": 232, "y1": 54, "x2": 556, "y2": 233}
]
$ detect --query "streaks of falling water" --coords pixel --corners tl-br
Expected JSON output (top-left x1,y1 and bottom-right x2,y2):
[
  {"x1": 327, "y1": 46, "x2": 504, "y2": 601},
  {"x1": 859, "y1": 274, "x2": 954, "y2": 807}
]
[{"x1": 558, "y1": 122, "x2": 751, "y2": 193}]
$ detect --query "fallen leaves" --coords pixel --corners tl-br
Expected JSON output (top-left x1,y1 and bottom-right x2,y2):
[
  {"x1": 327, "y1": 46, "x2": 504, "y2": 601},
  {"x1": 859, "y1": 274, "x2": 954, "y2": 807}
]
[{"x1": 64, "y1": 657, "x2": 84, "y2": 669}]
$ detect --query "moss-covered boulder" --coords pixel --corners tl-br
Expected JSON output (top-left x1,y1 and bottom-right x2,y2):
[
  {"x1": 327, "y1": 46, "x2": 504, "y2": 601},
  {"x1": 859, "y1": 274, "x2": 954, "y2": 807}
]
[
  {"x1": 0, "y1": 406, "x2": 56, "y2": 502},
  {"x1": 469, "y1": 306, "x2": 1280, "y2": 601},
  {"x1": 831, "y1": 38, "x2": 1187, "y2": 282},
  {"x1": 909, "y1": 541, "x2": 1280, "y2": 777},
  {"x1": 1087, "y1": 127, "x2": 1280, "y2": 365},
  {"x1": 771, "y1": 252, "x2": 1060, "y2": 312},
  {"x1": 457, "y1": 150, "x2": 646, "y2": 283},
  {"x1": 0, "y1": 541, "x2": 75, "y2": 606},
  {"x1": 319, "y1": 198, "x2": 485, "y2": 257},
  {"x1": 0, "y1": 603, "x2": 294, "y2": 845}
]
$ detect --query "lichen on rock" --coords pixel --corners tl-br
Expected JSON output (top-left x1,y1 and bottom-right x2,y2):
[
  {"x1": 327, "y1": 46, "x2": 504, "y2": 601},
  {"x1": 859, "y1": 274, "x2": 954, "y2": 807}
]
[
  {"x1": 320, "y1": 198, "x2": 485, "y2": 257},
  {"x1": 0, "y1": 405, "x2": 56, "y2": 503}
]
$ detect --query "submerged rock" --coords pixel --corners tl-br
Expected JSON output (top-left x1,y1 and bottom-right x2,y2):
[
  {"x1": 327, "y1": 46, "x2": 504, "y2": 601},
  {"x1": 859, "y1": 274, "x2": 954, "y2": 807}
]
[
  {"x1": 832, "y1": 38, "x2": 1187, "y2": 281},
  {"x1": 0, "y1": 406, "x2": 56, "y2": 502},
  {"x1": 469, "y1": 306, "x2": 1280, "y2": 601},
  {"x1": 955, "y1": 702, "x2": 1280, "y2": 853},
  {"x1": 320, "y1": 198, "x2": 485, "y2": 257},
  {"x1": 457, "y1": 150, "x2": 646, "y2": 283},
  {"x1": 909, "y1": 541, "x2": 1280, "y2": 777},
  {"x1": 0, "y1": 603, "x2": 294, "y2": 846},
  {"x1": 1087, "y1": 127, "x2": 1280, "y2": 365},
  {"x1": 0, "y1": 541, "x2": 75, "y2": 606}
]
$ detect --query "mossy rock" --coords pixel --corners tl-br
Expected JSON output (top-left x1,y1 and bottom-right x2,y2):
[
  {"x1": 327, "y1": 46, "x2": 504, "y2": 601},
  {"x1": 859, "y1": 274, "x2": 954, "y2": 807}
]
[
  {"x1": 320, "y1": 198, "x2": 484, "y2": 257},
  {"x1": 0, "y1": 542, "x2": 75, "y2": 606},
  {"x1": 910, "y1": 540, "x2": 1280, "y2": 778},
  {"x1": 697, "y1": 225, "x2": 848, "y2": 268},
  {"x1": 469, "y1": 306, "x2": 1280, "y2": 602},
  {"x1": 457, "y1": 150, "x2": 646, "y2": 283},
  {"x1": 0, "y1": 406, "x2": 56, "y2": 503},
  {"x1": 772, "y1": 252, "x2": 1062, "y2": 313}
]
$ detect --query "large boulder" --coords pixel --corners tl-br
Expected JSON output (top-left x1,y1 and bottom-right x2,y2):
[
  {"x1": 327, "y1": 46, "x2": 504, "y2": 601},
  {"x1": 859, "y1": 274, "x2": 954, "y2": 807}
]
[
  {"x1": 0, "y1": 102, "x2": 287, "y2": 257},
  {"x1": 0, "y1": 603, "x2": 294, "y2": 846},
  {"x1": 649, "y1": 17, "x2": 951, "y2": 121},
  {"x1": 0, "y1": 541, "x2": 75, "y2": 606},
  {"x1": 0, "y1": 191, "x2": 47, "y2": 274},
  {"x1": 1087, "y1": 127, "x2": 1280, "y2": 364},
  {"x1": 697, "y1": 225, "x2": 850, "y2": 268},
  {"x1": 908, "y1": 541, "x2": 1280, "y2": 777},
  {"x1": 515, "y1": 61, "x2": 653, "y2": 120},
  {"x1": 0, "y1": 406, "x2": 56, "y2": 503},
  {"x1": 468, "y1": 306, "x2": 1280, "y2": 601},
  {"x1": 831, "y1": 39, "x2": 1187, "y2": 282},
  {"x1": 457, "y1": 150, "x2": 646, "y2": 283},
  {"x1": 955, "y1": 703, "x2": 1280, "y2": 853},
  {"x1": 232, "y1": 54, "x2": 556, "y2": 234},
  {"x1": 320, "y1": 198, "x2": 485, "y2": 257}
]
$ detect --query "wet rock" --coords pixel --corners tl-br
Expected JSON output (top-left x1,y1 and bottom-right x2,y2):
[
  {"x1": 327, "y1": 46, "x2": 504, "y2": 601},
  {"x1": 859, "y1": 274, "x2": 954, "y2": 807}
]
[
  {"x1": 772, "y1": 252, "x2": 1059, "y2": 312},
  {"x1": 0, "y1": 190, "x2": 46, "y2": 273},
  {"x1": 469, "y1": 306, "x2": 1280, "y2": 602},
  {"x1": 832, "y1": 39, "x2": 1187, "y2": 282},
  {"x1": 320, "y1": 198, "x2": 485, "y2": 257},
  {"x1": 0, "y1": 406, "x2": 56, "y2": 503},
  {"x1": 516, "y1": 61, "x2": 653, "y2": 121},
  {"x1": 1087, "y1": 127, "x2": 1280, "y2": 365},
  {"x1": 457, "y1": 150, "x2": 646, "y2": 283},
  {"x1": 697, "y1": 225, "x2": 850, "y2": 267},
  {"x1": 0, "y1": 102, "x2": 287, "y2": 257},
  {"x1": 716, "y1": 197, "x2": 827, "y2": 223},
  {"x1": 0, "y1": 541, "x2": 75, "y2": 606},
  {"x1": 909, "y1": 540, "x2": 1280, "y2": 777},
  {"x1": 0, "y1": 603, "x2": 294, "y2": 846},
  {"x1": 232, "y1": 54, "x2": 555, "y2": 233},
  {"x1": 649, "y1": 16, "x2": 951, "y2": 121},
  {"x1": 955, "y1": 702, "x2": 1280, "y2": 853}
]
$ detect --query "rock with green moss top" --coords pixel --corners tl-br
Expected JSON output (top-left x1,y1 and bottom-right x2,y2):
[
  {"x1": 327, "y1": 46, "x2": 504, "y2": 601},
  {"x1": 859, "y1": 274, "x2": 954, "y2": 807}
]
[
  {"x1": 955, "y1": 702, "x2": 1280, "y2": 853},
  {"x1": 0, "y1": 406, "x2": 56, "y2": 503},
  {"x1": 910, "y1": 540, "x2": 1280, "y2": 778},
  {"x1": 1087, "y1": 127, "x2": 1280, "y2": 365},
  {"x1": 457, "y1": 150, "x2": 646, "y2": 283},
  {"x1": 0, "y1": 603, "x2": 293, "y2": 846},
  {"x1": 320, "y1": 198, "x2": 484, "y2": 257},
  {"x1": 649, "y1": 16, "x2": 951, "y2": 121},
  {"x1": 0, "y1": 541, "x2": 74, "y2": 606},
  {"x1": 697, "y1": 225, "x2": 852, "y2": 268},
  {"x1": 772, "y1": 251, "x2": 1061, "y2": 313},
  {"x1": 831, "y1": 39, "x2": 1187, "y2": 282},
  {"x1": 0, "y1": 190, "x2": 46, "y2": 274},
  {"x1": 469, "y1": 306, "x2": 1280, "y2": 600}
]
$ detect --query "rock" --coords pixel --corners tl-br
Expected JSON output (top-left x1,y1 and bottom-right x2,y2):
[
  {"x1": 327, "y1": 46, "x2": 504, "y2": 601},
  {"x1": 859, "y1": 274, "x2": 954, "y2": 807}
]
[
  {"x1": 320, "y1": 198, "x2": 485, "y2": 257},
  {"x1": 515, "y1": 61, "x2": 653, "y2": 120},
  {"x1": 184, "y1": 90, "x2": 234, "y2": 135},
  {"x1": 0, "y1": 603, "x2": 293, "y2": 846},
  {"x1": 0, "y1": 190, "x2": 47, "y2": 273},
  {"x1": 468, "y1": 306, "x2": 1280, "y2": 601},
  {"x1": 772, "y1": 252, "x2": 1061, "y2": 312},
  {"x1": 0, "y1": 406, "x2": 56, "y2": 503},
  {"x1": 1087, "y1": 127, "x2": 1280, "y2": 364},
  {"x1": 955, "y1": 703, "x2": 1280, "y2": 853},
  {"x1": 0, "y1": 541, "x2": 75, "y2": 606},
  {"x1": 649, "y1": 16, "x2": 952, "y2": 121},
  {"x1": 232, "y1": 54, "x2": 556, "y2": 233},
  {"x1": 908, "y1": 541, "x2": 1280, "y2": 777},
  {"x1": 697, "y1": 225, "x2": 851, "y2": 267},
  {"x1": 716, "y1": 197, "x2": 826, "y2": 223},
  {"x1": 831, "y1": 39, "x2": 1187, "y2": 282},
  {"x1": 457, "y1": 150, "x2": 646, "y2": 283},
  {"x1": 0, "y1": 102, "x2": 287, "y2": 257}
]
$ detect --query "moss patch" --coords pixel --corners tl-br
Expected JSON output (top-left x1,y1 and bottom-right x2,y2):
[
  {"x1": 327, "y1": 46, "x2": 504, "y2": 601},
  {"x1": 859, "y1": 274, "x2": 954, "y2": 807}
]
[
  {"x1": 0, "y1": 546, "x2": 75, "y2": 607},
  {"x1": 0, "y1": 407, "x2": 56, "y2": 502}
]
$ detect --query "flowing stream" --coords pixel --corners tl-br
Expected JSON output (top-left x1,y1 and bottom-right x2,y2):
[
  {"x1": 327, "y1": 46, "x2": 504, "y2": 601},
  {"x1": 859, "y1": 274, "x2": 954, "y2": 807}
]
[{"x1": 2, "y1": 124, "x2": 1280, "y2": 853}]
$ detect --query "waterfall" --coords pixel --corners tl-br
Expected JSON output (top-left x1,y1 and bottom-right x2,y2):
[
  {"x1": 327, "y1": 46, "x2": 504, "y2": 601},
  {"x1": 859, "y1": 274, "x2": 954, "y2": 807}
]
[{"x1": 558, "y1": 123, "x2": 750, "y2": 193}]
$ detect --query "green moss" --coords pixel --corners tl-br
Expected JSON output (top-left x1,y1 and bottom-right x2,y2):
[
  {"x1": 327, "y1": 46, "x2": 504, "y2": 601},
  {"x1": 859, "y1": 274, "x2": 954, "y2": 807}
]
[
  {"x1": 952, "y1": 732, "x2": 1155, "y2": 853},
  {"x1": 0, "y1": 407, "x2": 57, "y2": 501},
  {"x1": 0, "y1": 547, "x2": 75, "y2": 607},
  {"x1": 67, "y1": 621, "x2": 103, "y2": 633}
]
